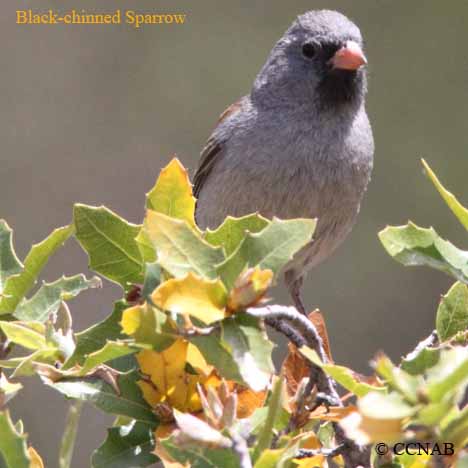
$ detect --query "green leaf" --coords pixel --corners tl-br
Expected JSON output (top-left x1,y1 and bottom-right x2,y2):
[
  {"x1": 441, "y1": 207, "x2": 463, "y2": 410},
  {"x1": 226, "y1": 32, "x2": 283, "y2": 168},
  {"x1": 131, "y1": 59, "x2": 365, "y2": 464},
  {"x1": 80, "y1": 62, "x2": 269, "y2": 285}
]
[
  {"x1": 79, "y1": 342, "x2": 137, "y2": 375},
  {"x1": 401, "y1": 334, "x2": 440, "y2": 376},
  {"x1": 379, "y1": 223, "x2": 468, "y2": 283},
  {"x1": 416, "y1": 398, "x2": 455, "y2": 427},
  {"x1": 141, "y1": 263, "x2": 161, "y2": 300},
  {"x1": 248, "y1": 406, "x2": 290, "y2": 436},
  {"x1": 300, "y1": 347, "x2": 384, "y2": 397},
  {"x1": 73, "y1": 204, "x2": 143, "y2": 288},
  {"x1": 190, "y1": 315, "x2": 274, "y2": 391},
  {"x1": 0, "y1": 225, "x2": 73, "y2": 314},
  {"x1": 10, "y1": 348, "x2": 61, "y2": 378},
  {"x1": 317, "y1": 421, "x2": 335, "y2": 448},
  {"x1": 0, "y1": 221, "x2": 22, "y2": 296},
  {"x1": 0, "y1": 357, "x2": 25, "y2": 369},
  {"x1": 436, "y1": 282, "x2": 468, "y2": 342},
  {"x1": 253, "y1": 449, "x2": 283, "y2": 468},
  {"x1": 457, "y1": 454, "x2": 468, "y2": 468},
  {"x1": 92, "y1": 420, "x2": 158, "y2": 468},
  {"x1": 401, "y1": 346, "x2": 440, "y2": 376},
  {"x1": 0, "y1": 374, "x2": 22, "y2": 408},
  {"x1": 134, "y1": 230, "x2": 157, "y2": 264},
  {"x1": 426, "y1": 347, "x2": 468, "y2": 402},
  {"x1": 359, "y1": 391, "x2": 415, "y2": 420},
  {"x1": 393, "y1": 452, "x2": 431, "y2": 467},
  {"x1": 14, "y1": 274, "x2": 101, "y2": 322},
  {"x1": 374, "y1": 354, "x2": 419, "y2": 403},
  {"x1": 64, "y1": 301, "x2": 127, "y2": 369},
  {"x1": 217, "y1": 218, "x2": 316, "y2": 289},
  {"x1": 162, "y1": 439, "x2": 240, "y2": 468},
  {"x1": 222, "y1": 314, "x2": 274, "y2": 392},
  {"x1": 205, "y1": 214, "x2": 269, "y2": 257},
  {"x1": 189, "y1": 333, "x2": 244, "y2": 384},
  {"x1": 422, "y1": 159, "x2": 468, "y2": 231},
  {"x1": 442, "y1": 405, "x2": 468, "y2": 448},
  {"x1": 0, "y1": 321, "x2": 46, "y2": 350},
  {"x1": 0, "y1": 411, "x2": 30, "y2": 468},
  {"x1": 143, "y1": 211, "x2": 225, "y2": 279},
  {"x1": 252, "y1": 376, "x2": 284, "y2": 463},
  {"x1": 47, "y1": 370, "x2": 158, "y2": 425}
]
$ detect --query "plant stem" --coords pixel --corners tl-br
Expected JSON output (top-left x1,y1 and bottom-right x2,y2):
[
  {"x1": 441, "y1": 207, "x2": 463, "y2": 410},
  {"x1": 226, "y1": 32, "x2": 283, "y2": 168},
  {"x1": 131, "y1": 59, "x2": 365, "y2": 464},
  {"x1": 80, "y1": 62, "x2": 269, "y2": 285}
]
[
  {"x1": 232, "y1": 433, "x2": 253, "y2": 468},
  {"x1": 58, "y1": 400, "x2": 83, "y2": 468},
  {"x1": 252, "y1": 374, "x2": 284, "y2": 463},
  {"x1": 248, "y1": 304, "x2": 371, "y2": 467}
]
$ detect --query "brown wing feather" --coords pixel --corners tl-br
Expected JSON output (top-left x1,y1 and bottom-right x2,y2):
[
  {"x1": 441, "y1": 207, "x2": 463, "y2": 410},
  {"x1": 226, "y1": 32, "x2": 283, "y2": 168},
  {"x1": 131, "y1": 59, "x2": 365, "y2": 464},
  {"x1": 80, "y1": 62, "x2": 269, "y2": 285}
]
[{"x1": 193, "y1": 98, "x2": 244, "y2": 198}]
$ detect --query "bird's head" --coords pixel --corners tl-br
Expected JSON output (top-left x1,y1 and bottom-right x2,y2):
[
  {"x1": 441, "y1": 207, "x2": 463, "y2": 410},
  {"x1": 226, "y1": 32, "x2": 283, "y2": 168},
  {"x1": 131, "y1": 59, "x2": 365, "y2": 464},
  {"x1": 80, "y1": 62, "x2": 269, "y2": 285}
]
[{"x1": 252, "y1": 10, "x2": 368, "y2": 112}]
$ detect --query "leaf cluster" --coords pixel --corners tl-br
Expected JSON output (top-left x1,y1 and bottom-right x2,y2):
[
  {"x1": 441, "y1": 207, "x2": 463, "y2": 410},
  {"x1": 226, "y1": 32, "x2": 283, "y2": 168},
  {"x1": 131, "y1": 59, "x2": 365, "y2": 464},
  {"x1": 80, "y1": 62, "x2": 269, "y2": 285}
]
[{"x1": 0, "y1": 158, "x2": 467, "y2": 468}]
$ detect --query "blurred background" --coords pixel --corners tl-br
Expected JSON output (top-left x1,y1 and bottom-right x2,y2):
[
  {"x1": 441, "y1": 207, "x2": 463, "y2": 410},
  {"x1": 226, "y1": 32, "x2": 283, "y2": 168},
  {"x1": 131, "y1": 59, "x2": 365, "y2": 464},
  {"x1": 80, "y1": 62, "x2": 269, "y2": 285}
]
[{"x1": 1, "y1": 0, "x2": 468, "y2": 465}]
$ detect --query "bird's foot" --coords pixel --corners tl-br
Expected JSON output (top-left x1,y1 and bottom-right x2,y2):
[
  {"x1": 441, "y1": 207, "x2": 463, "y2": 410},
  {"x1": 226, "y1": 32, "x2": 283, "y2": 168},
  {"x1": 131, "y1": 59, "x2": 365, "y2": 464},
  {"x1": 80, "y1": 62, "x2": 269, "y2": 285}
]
[
  {"x1": 292, "y1": 292, "x2": 307, "y2": 316},
  {"x1": 286, "y1": 274, "x2": 307, "y2": 315}
]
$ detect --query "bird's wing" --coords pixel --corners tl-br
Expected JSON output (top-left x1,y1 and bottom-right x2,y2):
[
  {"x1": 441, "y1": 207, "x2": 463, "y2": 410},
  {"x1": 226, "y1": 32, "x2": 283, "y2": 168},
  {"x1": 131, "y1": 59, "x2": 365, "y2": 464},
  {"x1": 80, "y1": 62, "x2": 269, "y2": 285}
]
[{"x1": 193, "y1": 98, "x2": 245, "y2": 198}]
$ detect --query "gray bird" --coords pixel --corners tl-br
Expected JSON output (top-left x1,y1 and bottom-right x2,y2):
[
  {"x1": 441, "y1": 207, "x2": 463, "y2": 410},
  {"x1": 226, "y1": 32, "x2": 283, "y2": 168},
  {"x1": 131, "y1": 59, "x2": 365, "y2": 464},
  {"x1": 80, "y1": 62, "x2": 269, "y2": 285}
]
[{"x1": 194, "y1": 10, "x2": 374, "y2": 314}]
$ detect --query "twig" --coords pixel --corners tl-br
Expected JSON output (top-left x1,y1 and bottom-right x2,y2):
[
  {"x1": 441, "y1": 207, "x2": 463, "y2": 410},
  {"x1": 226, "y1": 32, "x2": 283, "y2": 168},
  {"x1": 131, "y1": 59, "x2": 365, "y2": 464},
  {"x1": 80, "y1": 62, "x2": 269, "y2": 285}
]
[
  {"x1": 264, "y1": 317, "x2": 306, "y2": 347},
  {"x1": 179, "y1": 324, "x2": 219, "y2": 337},
  {"x1": 334, "y1": 424, "x2": 370, "y2": 467},
  {"x1": 247, "y1": 304, "x2": 371, "y2": 467},
  {"x1": 0, "y1": 339, "x2": 10, "y2": 361},
  {"x1": 232, "y1": 433, "x2": 253, "y2": 468},
  {"x1": 296, "y1": 445, "x2": 345, "y2": 459},
  {"x1": 0, "y1": 331, "x2": 11, "y2": 377},
  {"x1": 251, "y1": 375, "x2": 283, "y2": 463},
  {"x1": 59, "y1": 400, "x2": 83, "y2": 468},
  {"x1": 248, "y1": 306, "x2": 338, "y2": 398},
  {"x1": 404, "y1": 330, "x2": 438, "y2": 362},
  {"x1": 247, "y1": 305, "x2": 326, "y2": 361}
]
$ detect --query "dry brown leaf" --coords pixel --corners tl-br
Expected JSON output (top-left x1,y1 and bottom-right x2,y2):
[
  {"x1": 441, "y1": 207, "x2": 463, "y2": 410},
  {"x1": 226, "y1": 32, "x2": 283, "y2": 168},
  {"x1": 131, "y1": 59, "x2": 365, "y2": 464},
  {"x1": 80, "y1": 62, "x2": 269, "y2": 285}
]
[
  {"x1": 309, "y1": 404, "x2": 358, "y2": 422},
  {"x1": 282, "y1": 343, "x2": 311, "y2": 401},
  {"x1": 308, "y1": 310, "x2": 333, "y2": 363},
  {"x1": 230, "y1": 383, "x2": 267, "y2": 419}
]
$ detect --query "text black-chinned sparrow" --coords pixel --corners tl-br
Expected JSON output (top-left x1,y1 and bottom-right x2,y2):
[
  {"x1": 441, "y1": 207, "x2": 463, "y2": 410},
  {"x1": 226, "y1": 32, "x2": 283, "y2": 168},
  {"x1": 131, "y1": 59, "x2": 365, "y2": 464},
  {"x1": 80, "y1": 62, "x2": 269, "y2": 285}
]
[{"x1": 194, "y1": 10, "x2": 374, "y2": 314}]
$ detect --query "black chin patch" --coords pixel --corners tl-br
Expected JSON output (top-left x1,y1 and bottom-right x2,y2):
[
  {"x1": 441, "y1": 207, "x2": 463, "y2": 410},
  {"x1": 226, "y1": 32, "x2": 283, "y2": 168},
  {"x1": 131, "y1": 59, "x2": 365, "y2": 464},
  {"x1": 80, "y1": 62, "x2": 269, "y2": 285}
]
[{"x1": 318, "y1": 68, "x2": 364, "y2": 108}]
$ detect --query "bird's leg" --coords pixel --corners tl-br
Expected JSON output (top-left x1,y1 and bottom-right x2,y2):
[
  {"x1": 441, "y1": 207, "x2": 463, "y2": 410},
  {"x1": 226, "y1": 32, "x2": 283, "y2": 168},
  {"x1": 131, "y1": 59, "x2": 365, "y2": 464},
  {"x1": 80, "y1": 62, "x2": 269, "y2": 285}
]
[{"x1": 285, "y1": 272, "x2": 307, "y2": 315}]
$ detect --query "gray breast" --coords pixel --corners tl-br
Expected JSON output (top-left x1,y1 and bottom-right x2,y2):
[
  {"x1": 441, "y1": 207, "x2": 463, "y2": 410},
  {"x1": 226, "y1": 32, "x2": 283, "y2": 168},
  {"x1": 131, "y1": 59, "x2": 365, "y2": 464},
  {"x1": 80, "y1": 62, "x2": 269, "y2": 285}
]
[{"x1": 195, "y1": 101, "x2": 373, "y2": 242}]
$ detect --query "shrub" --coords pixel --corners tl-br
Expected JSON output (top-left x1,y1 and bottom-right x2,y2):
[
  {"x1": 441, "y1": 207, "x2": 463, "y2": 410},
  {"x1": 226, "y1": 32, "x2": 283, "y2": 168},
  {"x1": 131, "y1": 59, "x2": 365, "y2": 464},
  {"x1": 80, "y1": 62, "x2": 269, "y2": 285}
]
[{"x1": 0, "y1": 158, "x2": 467, "y2": 467}]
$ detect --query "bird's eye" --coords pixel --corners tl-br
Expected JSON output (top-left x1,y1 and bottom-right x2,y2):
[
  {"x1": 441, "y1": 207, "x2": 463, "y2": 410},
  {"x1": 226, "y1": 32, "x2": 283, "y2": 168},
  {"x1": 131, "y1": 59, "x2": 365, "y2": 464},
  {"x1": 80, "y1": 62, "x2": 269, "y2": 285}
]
[{"x1": 302, "y1": 43, "x2": 316, "y2": 59}]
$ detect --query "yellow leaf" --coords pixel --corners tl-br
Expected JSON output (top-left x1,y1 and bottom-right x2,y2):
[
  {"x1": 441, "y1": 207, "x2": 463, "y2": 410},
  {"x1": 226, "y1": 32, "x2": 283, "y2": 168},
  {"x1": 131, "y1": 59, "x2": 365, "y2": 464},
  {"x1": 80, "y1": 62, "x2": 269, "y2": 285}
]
[
  {"x1": 28, "y1": 446, "x2": 44, "y2": 468},
  {"x1": 120, "y1": 301, "x2": 176, "y2": 349},
  {"x1": 137, "y1": 380, "x2": 162, "y2": 407},
  {"x1": 227, "y1": 268, "x2": 273, "y2": 311},
  {"x1": 120, "y1": 305, "x2": 142, "y2": 335},
  {"x1": 138, "y1": 340, "x2": 188, "y2": 395},
  {"x1": 136, "y1": 339, "x2": 214, "y2": 413},
  {"x1": 147, "y1": 158, "x2": 196, "y2": 227},
  {"x1": 186, "y1": 342, "x2": 212, "y2": 375},
  {"x1": 293, "y1": 431, "x2": 325, "y2": 467},
  {"x1": 151, "y1": 272, "x2": 227, "y2": 325},
  {"x1": 340, "y1": 411, "x2": 405, "y2": 445},
  {"x1": 295, "y1": 458, "x2": 325, "y2": 468}
]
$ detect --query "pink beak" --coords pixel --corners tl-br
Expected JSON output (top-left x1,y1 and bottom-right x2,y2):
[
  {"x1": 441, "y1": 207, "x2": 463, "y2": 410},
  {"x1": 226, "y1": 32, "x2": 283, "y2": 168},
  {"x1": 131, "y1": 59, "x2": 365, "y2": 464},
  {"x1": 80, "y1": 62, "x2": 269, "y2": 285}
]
[{"x1": 329, "y1": 40, "x2": 367, "y2": 71}]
